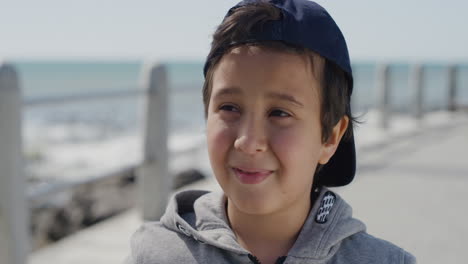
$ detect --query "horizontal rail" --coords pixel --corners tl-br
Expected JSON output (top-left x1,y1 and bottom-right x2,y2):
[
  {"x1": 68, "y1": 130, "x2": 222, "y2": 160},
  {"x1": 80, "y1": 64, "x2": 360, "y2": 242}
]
[
  {"x1": 24, "y1": 88, "x2": 145, "y2": 107},
  {"x1": 27, "y1": 164, "x2": 138, "y2": 201},
  {"x1": 26, "y1": 142, "x2": 202, "y2": 204}
]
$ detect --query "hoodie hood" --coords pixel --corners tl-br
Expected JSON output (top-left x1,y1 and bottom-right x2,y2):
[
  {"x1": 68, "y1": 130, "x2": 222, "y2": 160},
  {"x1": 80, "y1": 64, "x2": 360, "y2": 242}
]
[{"x1": 160, "y1": 188, "x2": 366, "y2": 261}]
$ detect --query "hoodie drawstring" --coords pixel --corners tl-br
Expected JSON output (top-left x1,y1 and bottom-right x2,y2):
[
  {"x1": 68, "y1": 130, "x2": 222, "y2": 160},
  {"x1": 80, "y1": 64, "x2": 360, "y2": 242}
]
[{"x1": 248, "y1": 254, "x2": 287, "y2": 264}]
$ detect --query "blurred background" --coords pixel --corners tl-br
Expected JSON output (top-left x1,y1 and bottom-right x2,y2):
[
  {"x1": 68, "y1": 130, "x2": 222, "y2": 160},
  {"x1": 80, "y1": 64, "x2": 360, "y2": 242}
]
[{"x1": 0, "y1": 0, "x2": 467, "y2": 263}]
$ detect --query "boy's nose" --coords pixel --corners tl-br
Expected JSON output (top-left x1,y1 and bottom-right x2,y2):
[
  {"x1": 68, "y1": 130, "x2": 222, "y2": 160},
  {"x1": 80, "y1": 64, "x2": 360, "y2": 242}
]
[{"x1": 233, "y1": 118, "x2": 268, "y2": 155}]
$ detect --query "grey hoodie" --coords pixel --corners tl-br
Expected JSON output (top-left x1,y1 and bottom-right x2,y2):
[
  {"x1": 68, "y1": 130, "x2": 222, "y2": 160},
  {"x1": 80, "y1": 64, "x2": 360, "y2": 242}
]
[{"x1": 126, "y1": 188, "x2": 416, "y2": 264}]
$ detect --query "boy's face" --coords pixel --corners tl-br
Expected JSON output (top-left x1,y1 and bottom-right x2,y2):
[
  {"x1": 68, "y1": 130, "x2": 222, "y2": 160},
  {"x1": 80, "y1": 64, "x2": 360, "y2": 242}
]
[{"x1": 206, "y1": 46, "x2": 337, "y2": 215}]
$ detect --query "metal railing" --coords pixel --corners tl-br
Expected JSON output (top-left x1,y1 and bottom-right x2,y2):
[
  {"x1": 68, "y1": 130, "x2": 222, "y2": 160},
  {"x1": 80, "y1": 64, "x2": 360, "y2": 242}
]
[
  {"x1": 24, "y1": 88, "x2": 145, "y2": 107},
  {"x1": 0, "y1": 62, "x2": 169, "y2": 264},
  {"x1": 22, "y1": 87, "x2": 146, "y2": 203},
  {"x1": 376, "y1": 64, "x2": 462, "y2": 129}
]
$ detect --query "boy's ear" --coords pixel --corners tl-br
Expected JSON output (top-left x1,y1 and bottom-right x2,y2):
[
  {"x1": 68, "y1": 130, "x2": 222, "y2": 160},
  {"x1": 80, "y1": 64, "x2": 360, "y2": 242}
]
[{"x1": 318, "y1": 116, "x2": 349, "y2": 165}]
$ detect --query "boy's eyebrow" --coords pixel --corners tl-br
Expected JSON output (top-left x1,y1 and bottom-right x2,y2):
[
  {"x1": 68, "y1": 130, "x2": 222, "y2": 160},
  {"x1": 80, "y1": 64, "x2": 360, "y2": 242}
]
[
  {"x1": 213, "y1": 87, "x2": 304, "y2": 108},
  {"x1": 212, "y1": 86, "x2": 242, "y2": 99},
  {"x1": 267, "y1": 92, "x2": 304, "y2": 108}
]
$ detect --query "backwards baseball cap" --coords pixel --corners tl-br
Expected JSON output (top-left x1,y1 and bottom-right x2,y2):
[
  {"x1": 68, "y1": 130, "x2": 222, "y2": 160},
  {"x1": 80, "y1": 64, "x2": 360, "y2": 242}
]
[{"x1": 203, "y1": 0, "x2": 356, "y2": 187}]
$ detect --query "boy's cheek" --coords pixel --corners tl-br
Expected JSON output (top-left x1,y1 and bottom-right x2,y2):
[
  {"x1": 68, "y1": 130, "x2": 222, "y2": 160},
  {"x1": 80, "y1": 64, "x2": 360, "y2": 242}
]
[
  {"x1": 207, "y1": 119, "x2": 235, "y2": 160},
  {"x1": 271, "y1": 132, "x2": 301, "y2": 162},
  {"x1": 271, "y1": 126, "x2": 308, "y2": 151},
  {"x1": 271, "y1": 128, "x2": 321, "y2": 164}
]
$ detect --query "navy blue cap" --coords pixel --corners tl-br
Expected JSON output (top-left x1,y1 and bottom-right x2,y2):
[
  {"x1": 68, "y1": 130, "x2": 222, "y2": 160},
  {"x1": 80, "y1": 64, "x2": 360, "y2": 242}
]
[{"x1": 203, "y1": 0, "x2": 355, "y2": 187}]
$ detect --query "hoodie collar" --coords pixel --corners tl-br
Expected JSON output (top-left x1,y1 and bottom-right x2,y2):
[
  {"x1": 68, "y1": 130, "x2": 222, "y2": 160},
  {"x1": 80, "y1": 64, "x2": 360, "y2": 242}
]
[
  {"x1": 288, "y1": 189, "x2": 366, "y2": 261},
  {"x1": 160, "y1": 188, "x2": 366, "y2": 260},
  {"x1": 161, "y1": 190, "x2": 247, "y2": 254}
]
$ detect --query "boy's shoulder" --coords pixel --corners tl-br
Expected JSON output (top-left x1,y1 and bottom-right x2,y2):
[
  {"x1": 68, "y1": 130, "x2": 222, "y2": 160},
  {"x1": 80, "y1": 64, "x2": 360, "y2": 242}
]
[
  {"x1": 126, "y1": 221, "x2": 206, "y2": 264},
  {"x1": 291, "y1": 188, "x2": 416, "y2": 263},
  {"x1": 126, "y1": 219, "x2": 250, "y2": 264},
  {"x1": 125, "y1": 190, "x2": 248, "y2": 264},
  {"x1": 332, "y1": 231, "x2": 416, "y2": 264}
]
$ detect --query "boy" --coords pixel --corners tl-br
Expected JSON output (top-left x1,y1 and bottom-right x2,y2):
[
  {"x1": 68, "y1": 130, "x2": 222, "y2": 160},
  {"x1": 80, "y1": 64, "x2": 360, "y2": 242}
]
[{"x1": 127, "y1": 0, "x2": 416, "y2": 263}]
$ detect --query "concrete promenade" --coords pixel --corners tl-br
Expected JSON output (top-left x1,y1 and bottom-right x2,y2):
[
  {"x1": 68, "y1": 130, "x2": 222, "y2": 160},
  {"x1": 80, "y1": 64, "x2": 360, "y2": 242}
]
[{"x1": 29, "y1": 112, "x2": 468, "y2": 264}]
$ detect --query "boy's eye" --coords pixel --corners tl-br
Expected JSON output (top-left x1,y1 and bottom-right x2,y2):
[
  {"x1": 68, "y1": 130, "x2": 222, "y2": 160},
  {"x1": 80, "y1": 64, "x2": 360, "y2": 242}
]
[
  {"x1": 270, "y1": 109, "x2": 291, "y2": 118},
  {"x1": 219, "y1": 104, "x2": 239, "y2": 113}
]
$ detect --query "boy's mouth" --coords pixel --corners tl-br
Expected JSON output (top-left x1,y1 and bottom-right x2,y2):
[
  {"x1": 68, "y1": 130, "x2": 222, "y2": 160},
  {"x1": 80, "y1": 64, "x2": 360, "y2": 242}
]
[{"x1": 231, "y1": 167, "x2": 273, "y2": 184}]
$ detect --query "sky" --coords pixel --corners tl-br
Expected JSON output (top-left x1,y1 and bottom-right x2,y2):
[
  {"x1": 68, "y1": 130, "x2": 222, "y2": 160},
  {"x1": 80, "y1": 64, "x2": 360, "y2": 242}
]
[{"x1": 1, "y1": 0, "x2": 467, "y2": 62}]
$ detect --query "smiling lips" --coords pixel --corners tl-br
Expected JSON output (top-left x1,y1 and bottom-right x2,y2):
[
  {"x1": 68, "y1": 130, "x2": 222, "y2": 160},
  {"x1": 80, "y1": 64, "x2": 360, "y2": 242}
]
[{"x1": 232, "y1": 167, "x2": 273, "y2": 184}]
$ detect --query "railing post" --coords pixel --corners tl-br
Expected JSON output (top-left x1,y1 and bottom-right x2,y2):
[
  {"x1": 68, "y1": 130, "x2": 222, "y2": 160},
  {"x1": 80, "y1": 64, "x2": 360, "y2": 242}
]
[
  {"x1": 410, "y1": 64, "x2": 424, "y2": 120},
  {"x1": 377, "y1": 63, "x2": 391, "y2": 129},
  {"x1": 137, "y1": 63, "x2": 169, "y2": 221},
  {"x1": 0, "y1": 63, "x2": 29, "y2": 264},
  {"x1": 448, "y1": 64, "x2": 458, "y2": 112}
]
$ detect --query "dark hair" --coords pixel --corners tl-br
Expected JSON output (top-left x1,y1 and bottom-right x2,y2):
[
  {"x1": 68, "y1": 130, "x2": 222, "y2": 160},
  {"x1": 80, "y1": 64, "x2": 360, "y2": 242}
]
[{"x1": 203, "y1": 2, "x2": 356, "y2": 172}]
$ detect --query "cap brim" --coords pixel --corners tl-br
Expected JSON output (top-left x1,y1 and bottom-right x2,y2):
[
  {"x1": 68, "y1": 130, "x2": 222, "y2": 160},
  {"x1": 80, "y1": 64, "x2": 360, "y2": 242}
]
[{"x1": 316, "y1": 135, "x2": 356, "y2": 187}]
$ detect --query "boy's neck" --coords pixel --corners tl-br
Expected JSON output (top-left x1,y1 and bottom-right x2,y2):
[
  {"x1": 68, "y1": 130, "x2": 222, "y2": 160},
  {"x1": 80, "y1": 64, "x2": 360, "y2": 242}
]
[{"x1": 226, "y1": 193, "x2": 312, "y2": 263}]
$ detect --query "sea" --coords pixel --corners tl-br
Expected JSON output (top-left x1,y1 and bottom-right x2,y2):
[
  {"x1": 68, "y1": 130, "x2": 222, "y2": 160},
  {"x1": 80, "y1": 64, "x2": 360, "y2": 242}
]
[{"x1": 10, "y1": 60, "x2": 468, "y2": 191}]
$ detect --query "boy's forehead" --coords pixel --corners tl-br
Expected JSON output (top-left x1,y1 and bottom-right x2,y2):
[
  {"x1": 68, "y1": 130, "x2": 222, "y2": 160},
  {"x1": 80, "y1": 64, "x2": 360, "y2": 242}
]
[
  {"x1": 216, "y1": 46, "x2": 308, "y2": 80},
  {"x1": 227, "y1": 45, "x2": 307, "y2": 61},
  {"x1": 219, "y1": 45, "x2": 312, "y2": 73},
  {"x1": 216, "y1": 45, "x2": 323, "y2": 86},
  {"x1": 211, "y1": 46, "x2": 321, "y2": 104}
]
